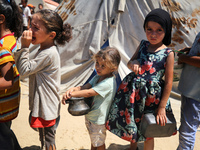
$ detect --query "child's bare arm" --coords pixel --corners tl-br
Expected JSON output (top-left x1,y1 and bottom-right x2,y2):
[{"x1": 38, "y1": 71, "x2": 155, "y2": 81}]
[
  {"x1": 157, "y1": 52, "x2": 174, "y2": 126},
  {"x1": 178, "y1": 54, "x2": 200, "y2": 68},
  {"x1": 80, "y1": 83, "x2": 92, "y2": 90},
  {"x1": 0, "y1": 62, "x2": 14, "y2": 90},
  {"x1": 62, "y1": 83, "x2": 93, "y2": 104},
  {"x1": 173, "y1": 47, "x2": 190, "y2": 56},
  {"x1": 177, "y1": 47, "x2": 191, "y2": 53},
  {"x1": 70, "y1": 88, "x2": 98, "y2": 98},
  {"x1": 127, "y1": 46, "x2": 141, "y2": 74}
]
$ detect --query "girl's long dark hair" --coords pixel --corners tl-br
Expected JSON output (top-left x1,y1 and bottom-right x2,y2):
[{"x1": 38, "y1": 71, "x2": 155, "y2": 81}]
[{"x1": 0, "y1": 0, "x2": 23, "y2": 38}]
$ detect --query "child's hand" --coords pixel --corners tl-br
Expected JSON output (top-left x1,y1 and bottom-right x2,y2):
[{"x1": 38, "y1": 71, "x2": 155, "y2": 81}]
[
  {"x1": 177, "y1": 53, "x2": 188, "y2": 64},
  {"x1": 177, "y1": 47, "x2": 190, "y2": 56},
  {"x1": 62, "y1": 92, "x2": 69, "y2": 105},
  {"x1": 129, "y1": 60, "x2": 141, "y2": 74},
  {"x1": 61, "y1": 88, "x2": 76, "y2": 105},
  {"x1": 156, "y1": 107, "x2": 167, "y2": 126},
  {"x1": 21, "y1": 29, "x2": 32, "y2": 49}
]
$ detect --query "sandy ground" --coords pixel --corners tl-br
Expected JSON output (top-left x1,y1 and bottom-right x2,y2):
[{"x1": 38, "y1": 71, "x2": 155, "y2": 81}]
[{"x1": 12, "y1": 82, "x2": 200, "y2": 150}]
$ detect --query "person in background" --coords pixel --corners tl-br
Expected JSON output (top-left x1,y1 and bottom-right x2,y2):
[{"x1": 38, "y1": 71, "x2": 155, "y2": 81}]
[
  {"x1": 0, "y1": 0, "x2": 23, "y2": 149},
  {"x1": 14, "y1": 9, "x2": 72, "y2": 150},
  {"x1": 27, "y1": 4, "x2": 35, "y2": 15},
  {"x1": 62, "y1": 47, "x2": 121, "y2": 150},
  {"x1": 106, "y1": 8, "x2": 175, "y2": 150},
  {"x1": 21, "y1": 0, "x2": 31, "y2": 31},
  {"x1": 177, "y1": 32, "x2": 200, "y2": 149},
  {"x1": 38, "y1": 3, "x2": 43, "y2": 10}
]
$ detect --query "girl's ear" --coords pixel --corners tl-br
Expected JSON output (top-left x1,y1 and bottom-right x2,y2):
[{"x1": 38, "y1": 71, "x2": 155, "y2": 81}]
[
  {"x1": 111, "y1": 67, "x2": 116, "y2": 73},
  {"x1": 0, "y1": 14, "x2": 5, "y2": 24},
  {"x1": 49, "y1": 31, "x2": 56, "y2": 39}
]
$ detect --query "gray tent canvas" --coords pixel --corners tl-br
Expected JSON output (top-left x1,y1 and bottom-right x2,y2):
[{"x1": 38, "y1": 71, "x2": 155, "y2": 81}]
[
  {"x1": 55, "y1": 0, "x2": 200, "y2": 92},
  {"x1": 17, "y1": 0, "x2": 200, "y2": 92}
]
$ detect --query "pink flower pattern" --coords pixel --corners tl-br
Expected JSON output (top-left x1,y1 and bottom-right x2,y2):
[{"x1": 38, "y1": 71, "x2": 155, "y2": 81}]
[
  {"x1": 139, "y1": 61, "x2": 154, "y2": 75},
  {"x1": 125, "y1": 109, "x2": 131, "y2": 124},
  {"x1": 120, "y1": 110, "x2": 124, "y2": 116},
  {"x1": 118, "y1": 81, "x2": 128, "y2": 92},
  {"x1": 105, "y1": 121, "x2": 110, "y2": 130},
  {"x1": 130, "y1": 90, "x2": 135, "y2": 103},
  {"x1": 121, "y1": 133, "x2": 136, "y2": 143}
]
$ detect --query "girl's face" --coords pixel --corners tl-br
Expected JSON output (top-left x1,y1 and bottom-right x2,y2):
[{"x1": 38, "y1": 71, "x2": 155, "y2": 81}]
[
  {"x1": 95, "y1": 58, "x2": 113, "y2": 77},
  {"x1": 30, "y1": 14, "x2": 54, "y2": 48},
  {"x1": 145, "y1": 21, "x2": 165, "y2": 46}
]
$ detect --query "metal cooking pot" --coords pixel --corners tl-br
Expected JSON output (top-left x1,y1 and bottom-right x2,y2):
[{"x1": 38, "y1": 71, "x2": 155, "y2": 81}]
[{"x1": 65, "y1": 97, "x2": 92, "y2": 116}]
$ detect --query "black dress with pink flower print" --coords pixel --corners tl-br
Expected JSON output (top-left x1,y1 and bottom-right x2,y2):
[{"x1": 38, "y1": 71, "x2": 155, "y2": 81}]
[{"x1": 106, "y1": 40, "x2": 173, "y2": 143}]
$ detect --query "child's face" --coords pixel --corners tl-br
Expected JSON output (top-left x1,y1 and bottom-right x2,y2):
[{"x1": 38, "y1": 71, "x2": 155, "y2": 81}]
[
  {"x1": 145, "y1": 21, "x2": 165, "y2": 46},
  {"x1": 21, "y1": 0, "x2": 27, "y2": 7},
  {"x1": 30, "y1": 14, "x2": 53, "y2": 46},
  {"x1": 95, "y1": 58, "x2": 113, "y2": 77},
  {"x1": 38, "y1": 5, "x2": 43, "y2": 10}
]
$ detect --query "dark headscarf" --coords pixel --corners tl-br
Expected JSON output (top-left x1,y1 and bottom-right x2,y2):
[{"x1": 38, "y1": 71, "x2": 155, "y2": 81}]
[{"x1": 143, "y1": 8, "x2": 172, "y2": 46}]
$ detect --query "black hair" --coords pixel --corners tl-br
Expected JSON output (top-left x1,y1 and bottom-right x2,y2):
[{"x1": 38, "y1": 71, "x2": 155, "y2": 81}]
[
  {"x1": 36, "y1": 9, "x2": 72, "y2": 45},
  {"x1": 21, "y1": 0, "x2": 28, "y2": 3},
  {"x1": 0, "y1": 0, "x2": 23, "y2": 38}
]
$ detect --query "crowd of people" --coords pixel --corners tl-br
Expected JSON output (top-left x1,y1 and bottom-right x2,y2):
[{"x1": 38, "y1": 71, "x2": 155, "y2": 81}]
[
  {"x1": 19, "y1": 0, "x2": 43, "y2": 31},
  {"x1": 0, "y1": 0, "x2": 200, "y2": 150}
]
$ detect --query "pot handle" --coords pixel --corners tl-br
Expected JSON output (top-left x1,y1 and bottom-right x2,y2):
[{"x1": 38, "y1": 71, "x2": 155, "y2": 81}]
[
  {"x1": 65, "y1": 99, "x2": 70, "y2": 104},
  {"x1": 65, "y1": 99, "x2": 73, "y2": 104}
]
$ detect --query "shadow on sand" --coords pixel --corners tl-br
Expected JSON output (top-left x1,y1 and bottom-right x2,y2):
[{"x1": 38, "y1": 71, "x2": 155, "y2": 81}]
[
  {"x1": 106, "y1": 142, "x2": 144, "y2": 150},
  {"x1": 60, "y1": 142, "x2": 144, "y2": 150},
  {"x1": 25, "y1": 142, "x2": 144, "y2": 150},
  {"x1": 22, "y1": 145, "x2": 40, "y2": 150}
]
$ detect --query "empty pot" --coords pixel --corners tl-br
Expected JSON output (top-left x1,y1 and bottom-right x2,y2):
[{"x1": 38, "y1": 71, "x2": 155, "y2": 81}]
[{"x1": 65, "y1": 97, "x2": 92, "y2": 116}]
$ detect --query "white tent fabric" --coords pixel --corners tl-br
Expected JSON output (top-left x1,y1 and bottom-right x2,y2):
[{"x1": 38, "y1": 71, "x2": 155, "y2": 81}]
[
  {"x1": 55, "y1": 0, "x2": 200, "y2": 92},
  {"x1": 43, "y1": 0, "x2": 59, "y2": 10}
]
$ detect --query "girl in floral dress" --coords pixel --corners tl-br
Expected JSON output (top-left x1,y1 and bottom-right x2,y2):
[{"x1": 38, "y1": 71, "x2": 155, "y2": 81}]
[{"x1": 106, "y1": 8, "x2": 175, "y2": 150}]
